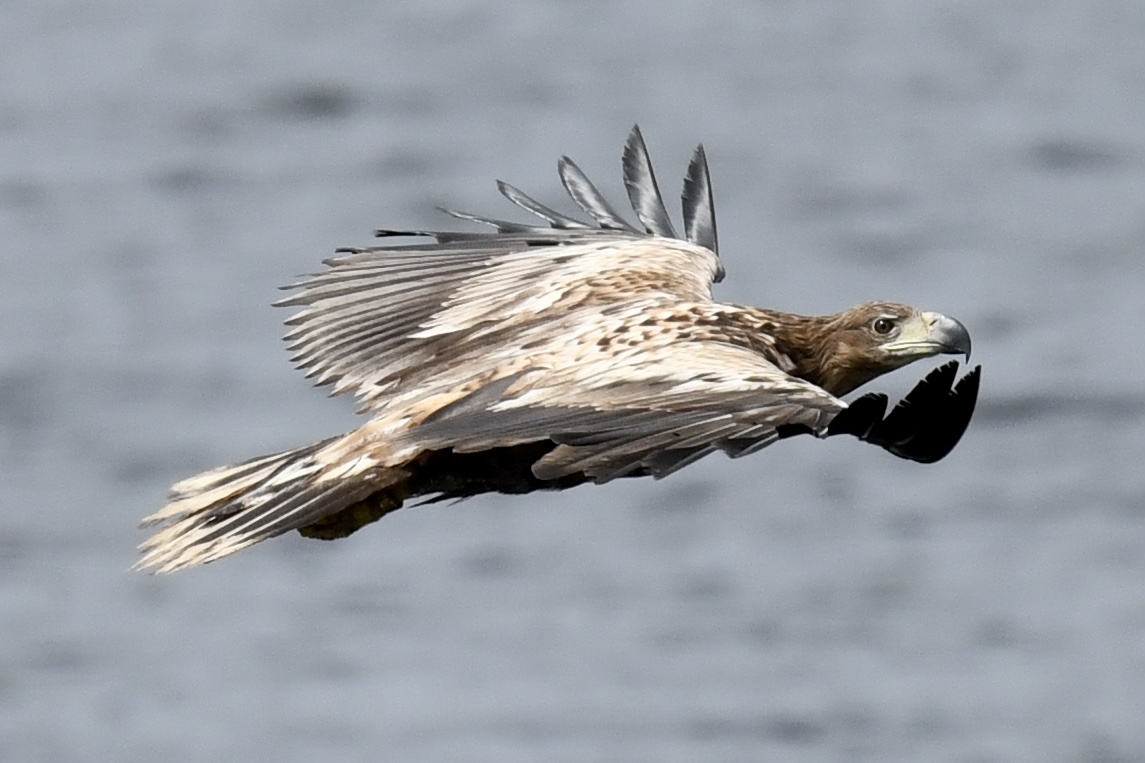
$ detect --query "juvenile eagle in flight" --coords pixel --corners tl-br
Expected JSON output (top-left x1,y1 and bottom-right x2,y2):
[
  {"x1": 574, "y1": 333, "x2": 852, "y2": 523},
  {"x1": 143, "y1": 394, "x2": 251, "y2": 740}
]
[{"x1": 137, "y1": 126, "x2": 979, "y2": 573}]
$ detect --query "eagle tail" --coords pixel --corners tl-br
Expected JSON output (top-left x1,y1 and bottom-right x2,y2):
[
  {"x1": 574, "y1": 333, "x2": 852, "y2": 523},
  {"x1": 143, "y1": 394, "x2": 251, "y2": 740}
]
[{"x1": 135, "y1": 437, "x2": 407, "y2": 573}]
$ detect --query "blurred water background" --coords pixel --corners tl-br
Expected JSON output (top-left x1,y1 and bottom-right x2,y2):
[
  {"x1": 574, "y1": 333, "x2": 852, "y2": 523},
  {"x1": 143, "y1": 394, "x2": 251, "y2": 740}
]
[{"x1": 2, "y1": 1, "x2": 1145, "y2": 760}]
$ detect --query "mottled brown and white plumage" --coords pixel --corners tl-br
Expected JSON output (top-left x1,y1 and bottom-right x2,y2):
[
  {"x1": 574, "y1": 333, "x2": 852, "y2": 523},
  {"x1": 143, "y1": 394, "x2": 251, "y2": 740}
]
[{"x1": 137, "y1": 126, "x2": 980, "y2": 573}]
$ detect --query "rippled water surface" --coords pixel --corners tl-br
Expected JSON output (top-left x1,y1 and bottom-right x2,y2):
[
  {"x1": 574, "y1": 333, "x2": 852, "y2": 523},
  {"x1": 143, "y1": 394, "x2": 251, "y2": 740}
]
[{"x1": 3, "y1": 1, "x2": 1145, "y2": 760}]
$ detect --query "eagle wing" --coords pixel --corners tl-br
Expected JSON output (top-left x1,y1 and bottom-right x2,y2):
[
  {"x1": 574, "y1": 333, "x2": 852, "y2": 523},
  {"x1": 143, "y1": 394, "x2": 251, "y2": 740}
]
[
  {"x1": 405, "y1": 340, "x2": 846, "y2": 483},
  {"x1": 277, "y1": 126, "x2": 722, "y2": 409}
]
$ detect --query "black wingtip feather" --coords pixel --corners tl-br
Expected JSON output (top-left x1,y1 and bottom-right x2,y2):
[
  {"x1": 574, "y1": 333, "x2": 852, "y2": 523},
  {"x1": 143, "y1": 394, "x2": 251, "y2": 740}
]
[
  {"x1": 825, "y1": 393, "x2": 889, "y2": 440},
  {"x1": 372, "y1": 229, "x2": 434, "y2": 239},
  {"x1": 373, "y1": 228, "x2": 509, "y2": 245},
  {"x1": 556, "y1": 155, "x2": 637, "y2": 231},
  {"x1": 621, "y1": 125, "x2": 678, "y2": 238},
  {"x1": 819, "y1": 361, "x2": 981, "y2": 463},
  {"x1": 496, "y1": 180, "x2": 591, "y2": 229},
  {"x1": 371, "y1": 129, "x2": 720, "y2": 256},
  {"x1": 682, "y1": 143, "x2": 719, "y2": 259},
  {"x1": 437, "y1": 207, "x2": 537, "y2": 233},
  {"x1": 900, "y1": 363, "x2": 980, "y2": 463},
  {"x1": 874, "y1": 362, "x2": 959, "y2": 449}
]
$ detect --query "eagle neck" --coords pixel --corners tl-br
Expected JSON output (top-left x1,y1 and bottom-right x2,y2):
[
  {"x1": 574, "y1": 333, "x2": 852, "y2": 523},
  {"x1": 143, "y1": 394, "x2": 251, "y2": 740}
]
[{"x1": 731, "y1": 307, "x2": 842, "y2": 393}]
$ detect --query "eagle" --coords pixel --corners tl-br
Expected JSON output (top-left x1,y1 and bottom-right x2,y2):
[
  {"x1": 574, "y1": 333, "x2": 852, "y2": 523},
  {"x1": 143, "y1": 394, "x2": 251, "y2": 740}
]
[{"x1": 137, "y1": 126, "x2": 980, "y2": 573}]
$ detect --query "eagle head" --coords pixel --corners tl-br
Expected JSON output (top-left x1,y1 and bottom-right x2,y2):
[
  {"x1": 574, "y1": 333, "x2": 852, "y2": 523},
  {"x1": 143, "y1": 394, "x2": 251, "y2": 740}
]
[{"x1": 798, "y1": 301, "x2": 971, "y2": 397}]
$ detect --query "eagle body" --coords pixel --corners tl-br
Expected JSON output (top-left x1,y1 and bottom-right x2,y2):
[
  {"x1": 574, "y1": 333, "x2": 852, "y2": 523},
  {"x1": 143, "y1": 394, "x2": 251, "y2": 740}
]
[{"x1": 138, "y1": 127, "x2": 980, "y2": 573}]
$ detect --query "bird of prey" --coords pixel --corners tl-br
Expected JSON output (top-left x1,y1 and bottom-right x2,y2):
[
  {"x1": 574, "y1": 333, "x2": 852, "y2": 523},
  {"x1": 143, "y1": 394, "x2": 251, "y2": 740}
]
[{"x1": 137, "y1": 126, "x2": 980, "y2": 573}]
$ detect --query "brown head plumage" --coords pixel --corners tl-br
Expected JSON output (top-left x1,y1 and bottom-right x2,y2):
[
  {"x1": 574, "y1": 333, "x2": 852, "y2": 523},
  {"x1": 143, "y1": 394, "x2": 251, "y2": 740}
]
[{"x1": 763, "y1": 301, "x2": 972, "y2": 397}]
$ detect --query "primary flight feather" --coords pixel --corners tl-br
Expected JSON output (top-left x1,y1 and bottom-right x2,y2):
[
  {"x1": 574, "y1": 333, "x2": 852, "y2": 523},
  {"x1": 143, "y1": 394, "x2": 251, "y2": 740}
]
[{"x1": 137, "y1": 126, "x2": 980, "y2": 573}]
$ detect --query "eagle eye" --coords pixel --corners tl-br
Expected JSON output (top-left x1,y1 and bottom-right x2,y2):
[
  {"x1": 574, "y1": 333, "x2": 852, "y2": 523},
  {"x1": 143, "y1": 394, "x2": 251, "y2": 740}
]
[{"x1": 872, "y1": 317, "x2": 896, "y2": 335}]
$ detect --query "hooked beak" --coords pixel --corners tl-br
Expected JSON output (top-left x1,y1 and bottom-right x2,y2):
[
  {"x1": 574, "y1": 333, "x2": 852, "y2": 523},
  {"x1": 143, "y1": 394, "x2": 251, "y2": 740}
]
[{"x1": 884, "y1": 312, "x2": 972, "y2": 361}]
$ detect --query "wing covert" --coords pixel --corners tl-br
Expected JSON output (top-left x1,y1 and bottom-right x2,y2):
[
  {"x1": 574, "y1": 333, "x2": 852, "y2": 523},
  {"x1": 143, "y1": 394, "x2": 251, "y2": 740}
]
[{"x1": 407, "y1": 342, "x2": 845, "y2": 482}]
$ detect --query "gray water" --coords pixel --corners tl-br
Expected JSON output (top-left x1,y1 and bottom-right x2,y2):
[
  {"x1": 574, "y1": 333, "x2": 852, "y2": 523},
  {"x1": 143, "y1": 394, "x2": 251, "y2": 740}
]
[{"x1": 3, "y1": 1, "x2": 1145, "y2": 760}]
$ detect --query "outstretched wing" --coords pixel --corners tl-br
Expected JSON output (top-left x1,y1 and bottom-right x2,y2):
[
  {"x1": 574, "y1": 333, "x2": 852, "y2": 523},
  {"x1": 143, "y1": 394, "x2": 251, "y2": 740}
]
[
  {"x1": 277, "y1": 126, "x2": 723, "y2": 409},
  {"x1": 406, "y1": 341, "x2": 846, "y2": 483},
  {"x1": 410, "y1": 358, "x2": 981, "y2": 484}
]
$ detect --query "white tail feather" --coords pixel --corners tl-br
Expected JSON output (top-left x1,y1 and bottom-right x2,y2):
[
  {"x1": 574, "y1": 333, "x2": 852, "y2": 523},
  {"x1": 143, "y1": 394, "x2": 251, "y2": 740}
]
[{"x1": 135, "y1": 436, "x2": 391, "y2": 573}]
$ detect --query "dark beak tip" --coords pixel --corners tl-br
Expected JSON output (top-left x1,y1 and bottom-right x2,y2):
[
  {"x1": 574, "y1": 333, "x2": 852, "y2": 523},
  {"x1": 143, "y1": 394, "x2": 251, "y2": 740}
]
[{"x1": 938, "y1": 315, "x2": 972, "y2": 362}]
